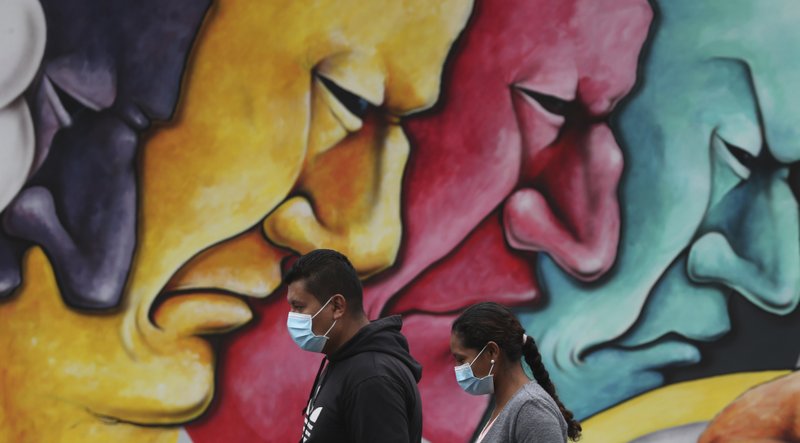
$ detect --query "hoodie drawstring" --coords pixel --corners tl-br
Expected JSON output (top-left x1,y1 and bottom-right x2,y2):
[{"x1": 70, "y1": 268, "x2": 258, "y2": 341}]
[{"x1": 301, "y1": 356, "x2": 328, "y2": 417}]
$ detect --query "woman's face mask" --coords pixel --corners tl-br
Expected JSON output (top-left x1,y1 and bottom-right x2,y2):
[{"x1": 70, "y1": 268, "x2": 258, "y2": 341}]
[
  {"x1": 286, "y1": 296, "x2": 337, "y2": 353},
  {"x1": 454, "y1": 343, "x2": 495, "y2": 395}
]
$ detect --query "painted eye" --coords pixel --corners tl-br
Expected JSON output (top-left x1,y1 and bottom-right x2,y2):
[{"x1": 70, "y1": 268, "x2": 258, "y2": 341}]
[
  {"x1": 318, "y1": 75, "x2": 371, "y2": 119},
  {"x1": 722, "y1": 138, "x2": 757, "y2": 171},
  {"x1": 45, "y1": 78, "x2": 90, "y2": 128},
  {"x1": 517, "y1": 87, "x2": 572, "y2": 117},
  {"x1": 712, "y1": 132, "x2": 759, "y2": 180},
  {"x1": 52, "y1": 82, "x2": 87, "y2": 120}
]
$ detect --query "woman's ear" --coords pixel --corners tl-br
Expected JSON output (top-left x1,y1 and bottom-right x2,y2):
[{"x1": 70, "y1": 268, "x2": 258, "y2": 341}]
[{"x1": 486, "y1": 340, "x2": 501, "y2": 361}]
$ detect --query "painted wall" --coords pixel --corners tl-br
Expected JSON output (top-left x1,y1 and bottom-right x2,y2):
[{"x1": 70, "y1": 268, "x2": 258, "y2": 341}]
[{"x1": 1, "y1": 0, "x2": 798, "y2": 441}]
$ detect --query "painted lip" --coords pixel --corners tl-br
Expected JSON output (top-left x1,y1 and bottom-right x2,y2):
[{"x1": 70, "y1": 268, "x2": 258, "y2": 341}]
[{"x1": 150, "y1": 287, "x2": 255, "y2": 337}]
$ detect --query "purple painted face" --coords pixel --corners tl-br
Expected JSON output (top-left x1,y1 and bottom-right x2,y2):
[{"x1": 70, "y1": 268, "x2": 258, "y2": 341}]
[{"x1": 0, "y1": 0, "x2": 210, "y2": 309}]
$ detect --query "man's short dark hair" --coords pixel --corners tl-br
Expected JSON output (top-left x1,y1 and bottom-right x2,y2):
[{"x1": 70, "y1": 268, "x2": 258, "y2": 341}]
[{"x1": 284, "y1": 249, "x2": 363, "y2": 313}]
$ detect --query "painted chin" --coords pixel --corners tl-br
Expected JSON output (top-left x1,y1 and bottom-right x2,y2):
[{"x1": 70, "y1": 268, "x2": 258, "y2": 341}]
[
  {"x1": 609, "y1": 339, "x2": 702, "y2": 369},
  {"x1": 88, "y1": 373, "x2": 217, "y2": 426},
  {"x1": 557, "y1": 339, "x2": 702, "y2": 415},
  {"x1": 115, "y1": 275, "x2": 263, "y2": 423},
  {"x1": 577, "y1": 339, "x2": 702, "y2": 387}
]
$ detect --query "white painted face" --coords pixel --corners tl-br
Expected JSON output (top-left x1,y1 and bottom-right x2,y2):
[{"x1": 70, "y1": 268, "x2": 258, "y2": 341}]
[{"x1": 0, "y1": 0, "x2": 45, "y2": 211}]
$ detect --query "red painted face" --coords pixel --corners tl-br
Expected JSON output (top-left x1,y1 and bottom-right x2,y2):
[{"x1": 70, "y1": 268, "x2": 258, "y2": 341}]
[{"x1": 373, "y1": 0, "x2": 650, "y2": 316}]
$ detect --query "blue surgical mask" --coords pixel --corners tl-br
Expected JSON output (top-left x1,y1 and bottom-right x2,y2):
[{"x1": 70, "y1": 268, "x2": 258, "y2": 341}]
[
  {"x1": 454, "y1": 344, "x2": 495, "y2": 395},
  {"x1": 287, "y1": 297, "x2": 337, "y2": 353}
]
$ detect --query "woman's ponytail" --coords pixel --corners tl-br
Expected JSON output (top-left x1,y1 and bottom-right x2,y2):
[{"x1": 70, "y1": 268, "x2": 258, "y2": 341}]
[{"x1": 522, "y1": 335, "x2": 582, "y2": 441}]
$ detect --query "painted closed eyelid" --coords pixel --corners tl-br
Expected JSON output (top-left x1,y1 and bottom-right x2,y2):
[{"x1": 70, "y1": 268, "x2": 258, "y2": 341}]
[
  {"x1": 315, "y1": 52, "x2": 385, "y2": 111},
  {"x1": 44, "y1": 56, "x2": 118, "y2": 112},
  {"x1": 514, "y1": 60, "x2": 578, "y2": 105}
]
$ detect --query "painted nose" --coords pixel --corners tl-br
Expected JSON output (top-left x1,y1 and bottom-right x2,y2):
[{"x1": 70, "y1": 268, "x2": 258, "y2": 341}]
[
  {"x1": 688, "y1": 172, "x2": 800, "y2": 314},
  {"x1": 263, "y1": 121, "x2": 408, "y2": 278}
]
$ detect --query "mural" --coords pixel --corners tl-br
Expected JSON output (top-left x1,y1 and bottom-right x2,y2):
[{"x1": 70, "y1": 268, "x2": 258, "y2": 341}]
[{"x1": 0, "y1": 0, "x2": 798, "y2": 442}]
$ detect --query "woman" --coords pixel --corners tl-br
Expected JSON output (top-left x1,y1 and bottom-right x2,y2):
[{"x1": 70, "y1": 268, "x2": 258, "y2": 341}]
[{"x1": 451, "y1": 302, "x2": 582, "y2": 442}]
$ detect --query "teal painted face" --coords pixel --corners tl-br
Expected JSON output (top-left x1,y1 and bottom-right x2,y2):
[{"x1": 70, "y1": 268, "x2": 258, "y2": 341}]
[{"x1": 523, "y1": 0, "x2": 800, "y2": 419}]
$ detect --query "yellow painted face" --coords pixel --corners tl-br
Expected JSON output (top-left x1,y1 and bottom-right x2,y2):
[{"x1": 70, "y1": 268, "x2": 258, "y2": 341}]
[{"x1": 0, "y1": 0, "x2": 473, "y2": 441}]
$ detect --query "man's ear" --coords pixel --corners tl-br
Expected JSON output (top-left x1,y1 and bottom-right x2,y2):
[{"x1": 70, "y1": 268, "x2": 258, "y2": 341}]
[{"x1": 331, "y1": 294, "x2": 347, "y2": 320}]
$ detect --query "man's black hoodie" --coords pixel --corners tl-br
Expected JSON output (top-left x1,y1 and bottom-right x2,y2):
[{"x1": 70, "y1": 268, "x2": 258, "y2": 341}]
[{"x1": 299, "y1": 315, "x2": 423, "y2": 443}]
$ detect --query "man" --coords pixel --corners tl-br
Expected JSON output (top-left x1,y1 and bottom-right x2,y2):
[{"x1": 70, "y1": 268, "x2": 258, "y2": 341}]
[{"x1": 285, "y1": 249, "x2": 423, "y2": 443}]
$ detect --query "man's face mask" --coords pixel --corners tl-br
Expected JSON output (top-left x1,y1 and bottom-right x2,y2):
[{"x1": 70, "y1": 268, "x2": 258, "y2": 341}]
[
  {"x1": 455, "y1": 343, "x2": 495, "y2": 395},
  {"x1": 287, "y1": 296, "x2": 337, "y2": 353}
]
